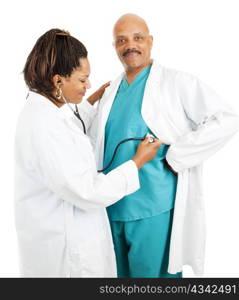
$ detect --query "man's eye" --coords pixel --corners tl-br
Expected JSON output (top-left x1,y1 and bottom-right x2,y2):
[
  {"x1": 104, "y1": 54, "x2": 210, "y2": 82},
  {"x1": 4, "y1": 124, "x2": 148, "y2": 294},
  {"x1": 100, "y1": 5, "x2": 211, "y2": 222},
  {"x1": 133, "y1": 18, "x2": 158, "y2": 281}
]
[
  {"x1": 135, "y1": 36, "x2": 143, "y2": 40},
  {"x1": 116, "y1": 39, "x2": 125, "y2": 44}
]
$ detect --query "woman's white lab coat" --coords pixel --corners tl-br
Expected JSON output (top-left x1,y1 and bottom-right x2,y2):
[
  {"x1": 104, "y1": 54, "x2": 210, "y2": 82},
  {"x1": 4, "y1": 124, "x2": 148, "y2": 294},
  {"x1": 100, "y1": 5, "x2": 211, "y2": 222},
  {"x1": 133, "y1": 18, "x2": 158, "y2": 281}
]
[
  {"x1": 87, "y1": 61, "x2": 239, "y2": 276},
  {"x1": 14, "y1": 91, "x2": 140, "y2": 277}
]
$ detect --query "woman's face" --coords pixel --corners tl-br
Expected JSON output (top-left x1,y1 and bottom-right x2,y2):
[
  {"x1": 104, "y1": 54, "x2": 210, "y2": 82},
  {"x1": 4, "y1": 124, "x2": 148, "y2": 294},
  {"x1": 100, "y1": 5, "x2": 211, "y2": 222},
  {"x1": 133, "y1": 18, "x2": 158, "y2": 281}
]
[{"x1": 60, "y1": 58, "x2": 91, "y2": 104}]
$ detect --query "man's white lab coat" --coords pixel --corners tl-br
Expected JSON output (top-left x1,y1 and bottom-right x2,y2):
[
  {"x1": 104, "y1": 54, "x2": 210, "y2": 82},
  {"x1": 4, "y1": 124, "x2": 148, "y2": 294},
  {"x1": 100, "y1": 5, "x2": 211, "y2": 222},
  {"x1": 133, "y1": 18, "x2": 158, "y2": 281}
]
[{"x1": 87, "y1": 61, "x2": 239, "y2": 275}]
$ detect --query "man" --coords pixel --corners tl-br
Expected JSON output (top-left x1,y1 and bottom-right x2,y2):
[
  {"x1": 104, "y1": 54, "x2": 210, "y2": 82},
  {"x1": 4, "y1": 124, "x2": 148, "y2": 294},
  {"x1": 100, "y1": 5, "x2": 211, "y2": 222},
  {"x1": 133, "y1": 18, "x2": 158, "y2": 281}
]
[{"x1": 88, "y1": 13, "x2": 239, "y2": 277}]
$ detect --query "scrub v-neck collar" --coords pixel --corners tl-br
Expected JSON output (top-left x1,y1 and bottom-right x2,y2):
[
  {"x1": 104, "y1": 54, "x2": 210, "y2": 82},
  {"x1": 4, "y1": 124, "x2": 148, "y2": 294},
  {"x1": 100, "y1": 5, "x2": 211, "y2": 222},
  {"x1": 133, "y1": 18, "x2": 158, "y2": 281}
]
[{"x1": 123, "y1": 64, "x2": 152, "y2": 88}]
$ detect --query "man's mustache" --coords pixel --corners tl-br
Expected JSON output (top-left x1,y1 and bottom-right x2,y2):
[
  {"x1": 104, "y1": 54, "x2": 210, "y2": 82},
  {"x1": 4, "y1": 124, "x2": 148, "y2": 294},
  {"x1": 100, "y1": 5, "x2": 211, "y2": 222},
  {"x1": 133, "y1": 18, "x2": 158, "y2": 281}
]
[{"x1": 122, "y1": 49, "x2": 141, "y2": 56}]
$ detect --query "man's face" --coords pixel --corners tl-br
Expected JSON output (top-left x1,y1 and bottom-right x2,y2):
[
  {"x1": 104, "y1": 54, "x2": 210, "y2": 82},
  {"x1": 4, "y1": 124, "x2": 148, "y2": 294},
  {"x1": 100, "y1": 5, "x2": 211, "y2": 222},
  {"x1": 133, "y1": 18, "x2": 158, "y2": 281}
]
[{"x1": 113, "y1": 18, "x2": 153, "y2": 70}]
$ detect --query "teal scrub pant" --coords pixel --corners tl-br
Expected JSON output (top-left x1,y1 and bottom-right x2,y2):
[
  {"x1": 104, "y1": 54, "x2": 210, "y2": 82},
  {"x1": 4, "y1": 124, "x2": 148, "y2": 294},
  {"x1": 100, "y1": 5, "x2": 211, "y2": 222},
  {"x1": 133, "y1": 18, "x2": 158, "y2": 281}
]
[{"x1": 109, "y1": 209, "x2": 182, "y2": 278}]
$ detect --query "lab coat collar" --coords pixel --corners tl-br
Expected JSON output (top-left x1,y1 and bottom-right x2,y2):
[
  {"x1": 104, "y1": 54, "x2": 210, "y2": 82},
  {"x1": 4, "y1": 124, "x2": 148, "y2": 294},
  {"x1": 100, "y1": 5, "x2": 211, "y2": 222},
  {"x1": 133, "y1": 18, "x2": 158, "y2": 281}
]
[
  {"x1": 145, "y1": 59, "x2": 162, "y2": 83},
  {"x1": 110, "y1": 58, "x2": 160, "y2": 84}
]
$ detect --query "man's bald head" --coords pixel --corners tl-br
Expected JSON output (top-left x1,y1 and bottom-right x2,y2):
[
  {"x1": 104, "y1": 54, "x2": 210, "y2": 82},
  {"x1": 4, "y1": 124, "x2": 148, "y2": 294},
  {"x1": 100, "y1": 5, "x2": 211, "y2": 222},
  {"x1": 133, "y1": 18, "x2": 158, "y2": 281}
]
[
  {"x1": 113, "y1": 14, "x2": 153, "y2": 72},
  {"x1": 113, "y1": 14, "x2": 150, "y2": 37}
]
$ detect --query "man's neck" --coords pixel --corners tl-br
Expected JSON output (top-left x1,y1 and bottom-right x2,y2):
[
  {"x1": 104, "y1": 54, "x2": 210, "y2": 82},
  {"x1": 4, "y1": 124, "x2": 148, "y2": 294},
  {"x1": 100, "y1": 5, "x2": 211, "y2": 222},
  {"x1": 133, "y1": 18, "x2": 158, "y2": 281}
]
[{"x1": 125, "y1": 60, "x2": 152, "y2": 85}]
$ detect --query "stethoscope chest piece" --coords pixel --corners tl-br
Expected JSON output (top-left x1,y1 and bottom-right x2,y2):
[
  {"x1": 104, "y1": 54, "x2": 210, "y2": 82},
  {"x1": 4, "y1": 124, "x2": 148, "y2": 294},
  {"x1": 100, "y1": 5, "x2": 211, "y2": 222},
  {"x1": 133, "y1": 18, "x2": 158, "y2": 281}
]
[{"x1": 148, "y1": 136, "x2": 155, "y2": 143}]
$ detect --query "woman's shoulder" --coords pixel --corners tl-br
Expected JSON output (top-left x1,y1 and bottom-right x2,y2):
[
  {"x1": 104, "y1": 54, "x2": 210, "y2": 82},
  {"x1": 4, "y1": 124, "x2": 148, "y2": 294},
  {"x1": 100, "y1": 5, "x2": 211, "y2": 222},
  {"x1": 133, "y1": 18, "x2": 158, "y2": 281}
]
[{"x1": 17, "y1": 93, "x2": 64, "y2": 138}]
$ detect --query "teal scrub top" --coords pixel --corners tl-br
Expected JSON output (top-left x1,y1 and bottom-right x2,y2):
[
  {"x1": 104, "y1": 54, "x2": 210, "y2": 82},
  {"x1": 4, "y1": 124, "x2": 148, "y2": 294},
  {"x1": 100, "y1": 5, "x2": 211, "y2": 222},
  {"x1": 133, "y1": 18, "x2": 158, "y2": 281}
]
[{"x1": 104, "y1": 65, "x2": 178, "y2": 221}]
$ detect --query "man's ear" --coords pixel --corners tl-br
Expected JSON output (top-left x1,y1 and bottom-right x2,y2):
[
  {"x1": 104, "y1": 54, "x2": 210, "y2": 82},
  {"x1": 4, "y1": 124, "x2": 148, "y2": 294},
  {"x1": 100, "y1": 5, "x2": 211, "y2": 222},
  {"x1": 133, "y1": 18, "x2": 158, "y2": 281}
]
[{"x1": 149, "y1": 35, "x2": 153, "y2": 48}]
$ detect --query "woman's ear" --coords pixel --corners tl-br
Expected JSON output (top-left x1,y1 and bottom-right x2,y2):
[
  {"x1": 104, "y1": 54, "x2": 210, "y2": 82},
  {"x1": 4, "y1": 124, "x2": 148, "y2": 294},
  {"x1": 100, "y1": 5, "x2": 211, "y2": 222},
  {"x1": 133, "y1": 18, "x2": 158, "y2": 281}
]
[{"x1": 52, "y1": 74, "x2": 62, "y2": 88}]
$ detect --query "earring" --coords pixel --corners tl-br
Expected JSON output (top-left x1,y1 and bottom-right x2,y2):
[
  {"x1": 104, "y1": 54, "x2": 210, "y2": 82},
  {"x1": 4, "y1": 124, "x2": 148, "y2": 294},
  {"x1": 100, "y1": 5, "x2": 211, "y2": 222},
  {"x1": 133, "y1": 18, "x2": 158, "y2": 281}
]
[{"x1": 55, "y1": 86, "x2": 62, "y2": 100}]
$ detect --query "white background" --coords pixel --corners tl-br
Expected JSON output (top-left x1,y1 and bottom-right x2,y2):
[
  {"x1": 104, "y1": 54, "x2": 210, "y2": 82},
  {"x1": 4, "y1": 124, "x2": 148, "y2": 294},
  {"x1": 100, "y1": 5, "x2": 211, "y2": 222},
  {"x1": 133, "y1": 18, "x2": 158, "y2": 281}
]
[{"x1": 0, "y1": 0, "x2": 239, "y2": 277}]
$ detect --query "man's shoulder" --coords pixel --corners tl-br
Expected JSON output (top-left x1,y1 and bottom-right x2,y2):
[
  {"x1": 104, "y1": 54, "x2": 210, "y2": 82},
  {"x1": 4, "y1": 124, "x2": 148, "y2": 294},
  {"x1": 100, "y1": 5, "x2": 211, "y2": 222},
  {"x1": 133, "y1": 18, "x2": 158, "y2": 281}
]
[{"x1": 156, "y1": 63, "x2": 198, "y2": 83}]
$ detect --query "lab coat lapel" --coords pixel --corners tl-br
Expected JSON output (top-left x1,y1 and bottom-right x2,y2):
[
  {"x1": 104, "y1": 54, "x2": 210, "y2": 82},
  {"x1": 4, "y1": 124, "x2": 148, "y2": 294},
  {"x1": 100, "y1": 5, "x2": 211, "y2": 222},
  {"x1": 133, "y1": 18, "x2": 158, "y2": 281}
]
[
  {"x1": 141, "y1": 61, "x2": 180, "y2": 144},
  {"x1": 99, "y1": 74, "x2": 124, "y2": 132}
]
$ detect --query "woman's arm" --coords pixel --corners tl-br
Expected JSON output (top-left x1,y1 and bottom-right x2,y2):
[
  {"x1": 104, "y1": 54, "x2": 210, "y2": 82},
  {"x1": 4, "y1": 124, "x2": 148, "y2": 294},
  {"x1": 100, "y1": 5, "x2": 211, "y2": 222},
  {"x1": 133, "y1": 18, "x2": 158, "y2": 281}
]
[{"x1": 34, "y1": 116, "x2": 140, "y2": 211}]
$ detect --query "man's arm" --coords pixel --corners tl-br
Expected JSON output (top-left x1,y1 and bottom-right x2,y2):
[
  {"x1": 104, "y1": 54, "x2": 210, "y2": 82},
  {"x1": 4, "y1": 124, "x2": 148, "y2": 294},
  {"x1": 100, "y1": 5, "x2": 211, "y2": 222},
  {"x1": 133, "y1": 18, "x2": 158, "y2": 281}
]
[{"x1": 166, "y1": 74, "x2": 239, "y2": 172}]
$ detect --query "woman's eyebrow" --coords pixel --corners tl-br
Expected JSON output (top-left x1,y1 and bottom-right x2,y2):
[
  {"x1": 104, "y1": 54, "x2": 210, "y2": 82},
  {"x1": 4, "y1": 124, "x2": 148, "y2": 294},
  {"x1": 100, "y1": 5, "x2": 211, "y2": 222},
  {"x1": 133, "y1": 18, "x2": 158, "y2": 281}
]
[{"x1": 79, "y1": 74, "x2": 89, "y2": 78}]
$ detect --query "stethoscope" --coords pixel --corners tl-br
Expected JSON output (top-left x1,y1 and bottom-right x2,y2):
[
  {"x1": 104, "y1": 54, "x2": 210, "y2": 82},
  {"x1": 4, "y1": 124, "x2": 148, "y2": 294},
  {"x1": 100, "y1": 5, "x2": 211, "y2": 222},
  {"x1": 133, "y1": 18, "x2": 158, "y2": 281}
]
[
  {"x1": 61, "y1": 93, "x2": 87, "y2": 135},
  {"x1": 60, "y1": 91, "x2": 156, "y2": 173}
]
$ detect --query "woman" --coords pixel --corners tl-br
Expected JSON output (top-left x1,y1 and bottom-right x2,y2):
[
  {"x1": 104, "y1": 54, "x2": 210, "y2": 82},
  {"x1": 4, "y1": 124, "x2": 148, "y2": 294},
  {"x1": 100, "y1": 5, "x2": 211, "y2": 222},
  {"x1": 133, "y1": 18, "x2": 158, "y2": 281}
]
[{"x1": 14, "y1": 29, "x2": 161, "y2": 277}]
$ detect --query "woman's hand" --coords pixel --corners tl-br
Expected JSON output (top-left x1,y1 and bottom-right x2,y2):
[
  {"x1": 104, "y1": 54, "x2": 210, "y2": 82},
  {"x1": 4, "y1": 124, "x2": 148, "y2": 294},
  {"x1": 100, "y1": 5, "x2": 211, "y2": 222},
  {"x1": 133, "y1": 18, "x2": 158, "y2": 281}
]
[
  {"x1": 87, "y1": 82, "x2": 111, "y2": 105},
  {"x1": 132, "y1": 136, "x2": 163, "y2": 169}
]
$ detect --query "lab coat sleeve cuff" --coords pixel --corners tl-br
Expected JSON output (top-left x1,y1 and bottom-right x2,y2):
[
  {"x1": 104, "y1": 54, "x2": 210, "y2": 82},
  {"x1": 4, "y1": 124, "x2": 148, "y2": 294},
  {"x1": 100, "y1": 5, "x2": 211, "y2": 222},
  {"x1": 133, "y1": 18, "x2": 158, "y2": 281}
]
[
  {"x1": 79, "y1": 99, "x2": 97, "y2": 114},
  {"x1": 78, "y1": 100, "x2": 97, "y2": 118},
  {"x1": 116, "y1": 160, "x2": 140, "y2": 195}
]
